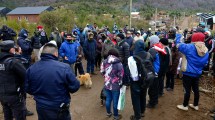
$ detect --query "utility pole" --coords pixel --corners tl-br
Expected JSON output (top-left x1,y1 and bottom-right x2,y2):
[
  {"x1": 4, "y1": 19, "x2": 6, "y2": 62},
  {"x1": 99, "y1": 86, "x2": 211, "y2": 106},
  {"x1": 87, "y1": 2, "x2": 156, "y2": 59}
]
[
  {"x1": 129, "y1": 0, "x2": 132, "y2": 29},
  {"x1": 155, "y1": 8, "x2": 157, "y2": 31}
]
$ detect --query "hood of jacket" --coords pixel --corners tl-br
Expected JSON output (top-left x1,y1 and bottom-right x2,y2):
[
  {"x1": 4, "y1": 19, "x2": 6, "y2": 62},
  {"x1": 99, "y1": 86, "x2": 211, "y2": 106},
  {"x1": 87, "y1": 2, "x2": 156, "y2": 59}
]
[
  {"x1": 134, "y1": 40, "x2": 145, "y2": 55},
  {"x1": 106, "y1": 55, "x2": 121, "y2": 64},
  {"x1": 153, "y1": 43, "x2": 167, "y2": 55},
  {"x1": 193, "y1": 42, "x2": 208, "y2": 56}
]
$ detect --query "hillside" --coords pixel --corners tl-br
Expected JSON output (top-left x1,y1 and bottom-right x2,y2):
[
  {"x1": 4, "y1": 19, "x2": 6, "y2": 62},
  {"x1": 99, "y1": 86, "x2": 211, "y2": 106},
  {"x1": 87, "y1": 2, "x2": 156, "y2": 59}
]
[{"x1": 0, "y1": 0, "x2": 215, "y2": 12}]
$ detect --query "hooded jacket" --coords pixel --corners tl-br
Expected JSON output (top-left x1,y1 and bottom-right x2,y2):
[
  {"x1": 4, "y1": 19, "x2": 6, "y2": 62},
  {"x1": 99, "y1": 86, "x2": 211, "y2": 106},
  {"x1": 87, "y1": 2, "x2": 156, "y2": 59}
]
[
  {"x1": 59, "y1": 40, "x2": 78, "y2": 64},
  {"x1": 178, "y1": 42, "x2": 209, "y2": 77},
  {"x1": 115, "y1": 40, "x2": 130, "y2": 65},
  {"x1": 100, "y1": 55, "x2": 124, "y2": 91},
  {"x1": 17, "y1": 29, "x2": 33, "y2": 56},
  {"x1": 83, "y1": 39, "x2": 97, "y2": 60},
  {"x1": 25, "y1": 53, "x2": 80, "y2": 109},
  {"x1": 101, "y1": 40, "x2": 115, "y2": 58}
]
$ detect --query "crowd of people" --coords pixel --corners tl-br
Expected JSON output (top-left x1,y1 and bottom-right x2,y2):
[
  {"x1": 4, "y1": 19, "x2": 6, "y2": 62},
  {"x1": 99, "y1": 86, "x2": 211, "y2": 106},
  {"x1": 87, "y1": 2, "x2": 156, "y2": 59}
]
[{"x1": 0, "y1": 22, "x2": 214, "y2": 120}]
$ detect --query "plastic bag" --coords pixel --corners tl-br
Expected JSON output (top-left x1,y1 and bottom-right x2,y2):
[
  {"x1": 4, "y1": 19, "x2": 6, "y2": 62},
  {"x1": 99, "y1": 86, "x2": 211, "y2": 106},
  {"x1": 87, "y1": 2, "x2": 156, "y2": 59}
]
[{"x1": 117, "y1": 85, "x2": 126, "y2": 110}]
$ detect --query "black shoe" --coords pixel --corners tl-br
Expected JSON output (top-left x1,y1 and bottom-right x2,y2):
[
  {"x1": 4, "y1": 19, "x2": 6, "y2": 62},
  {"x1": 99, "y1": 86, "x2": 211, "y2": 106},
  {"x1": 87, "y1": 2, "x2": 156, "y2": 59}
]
[
  {"x1": 26, "y1": 110, "x2": 34, "y2": 116},
  {"x1": 130, "y1": 115, "x2": 140, "y2": 120},
  {"x1": 146, "y1": 103, "x2": 156, "y2": 108}
]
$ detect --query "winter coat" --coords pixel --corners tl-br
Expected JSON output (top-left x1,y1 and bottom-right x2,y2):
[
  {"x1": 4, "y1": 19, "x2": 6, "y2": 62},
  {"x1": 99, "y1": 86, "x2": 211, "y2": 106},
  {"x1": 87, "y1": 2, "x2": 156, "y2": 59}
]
[
  {"x1": 168, "y1": 47, "x2": 180, "y2": 74},
  {"x1": 115, "y1": 40, "x2": 130, "y2": 65},
  {"x1": 83, "y1": 39, "x2": 97, "y2": 61},
  {"x1": 148, "y1": 48, "x2": 160, "y2": 74},
  {"x1": 96, "y1": 40, "x2": 103, "y2": 56},
  {"x1": 178, "y1": 42, "x2": 209, "y2": 77},
  {"x1": 25, "y1": 53, "x2": 80, "y2": 109},
  {"x1": 100, "y1": 55, "x2": 124, "y2": 91},
  {"x1": 0, "y1": 28, "x2": 16, "y2": 41},
  {"x1": 0, "y1": 52, "x2": 26, "y2": 101},
  {"x1": 101, "y1": 40, "x2": 115, "y2": 58},
  {"x1": 59, "y1": 40, "x2": 79, "y2": 64},
  {"x1": 31, "y1": 32, "x2": 42, "y2": 49},
  {"x1": 17, "y1": 37, "x2": 33, "y2": 56}
]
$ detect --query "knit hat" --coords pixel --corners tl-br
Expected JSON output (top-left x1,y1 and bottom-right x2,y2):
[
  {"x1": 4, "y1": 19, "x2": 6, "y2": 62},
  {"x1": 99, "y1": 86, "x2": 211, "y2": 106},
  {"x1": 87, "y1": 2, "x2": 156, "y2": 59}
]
[
  {"x1": 116, "y1": 33, "x2": 125, "y2": 40},
  {"x1": 191, "y1": 32, "x2": 205, "y2": 42},
  {"x1": 159, "y1": 38, "x2": 169, "y2": 46},
  {"x1": 0, "y1": 40, "x2": 15, "y2": 51},
  {"x1": 48, "y1": 40, "x2": 57, "y2": 47},
  {"x1": 37, "y1": 25, "x2": 43, "y2": 29},
  {"x1": 149, "y1": 35, "x2": 160, "y2": 47}
]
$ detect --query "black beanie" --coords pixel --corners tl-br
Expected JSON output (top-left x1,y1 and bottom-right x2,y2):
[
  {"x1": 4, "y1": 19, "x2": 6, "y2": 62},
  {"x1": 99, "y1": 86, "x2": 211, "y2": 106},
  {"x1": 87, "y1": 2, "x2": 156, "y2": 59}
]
[
  {"x1": 159, "y1": 38, "x2": 169, "y2": 46},
  {"x1": 116, "y1": 33, "x2": 125, "y2": 40}
]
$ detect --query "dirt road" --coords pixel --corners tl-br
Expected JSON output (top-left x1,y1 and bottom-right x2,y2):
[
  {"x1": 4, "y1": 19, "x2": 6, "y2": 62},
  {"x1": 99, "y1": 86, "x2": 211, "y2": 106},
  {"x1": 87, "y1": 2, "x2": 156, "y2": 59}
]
[
  {"x1": 0, "y1": 59, "x2": 213, "y2": 120},
  {"x1": 180, "y1": 16, "x2": 190, "y2": 30}
]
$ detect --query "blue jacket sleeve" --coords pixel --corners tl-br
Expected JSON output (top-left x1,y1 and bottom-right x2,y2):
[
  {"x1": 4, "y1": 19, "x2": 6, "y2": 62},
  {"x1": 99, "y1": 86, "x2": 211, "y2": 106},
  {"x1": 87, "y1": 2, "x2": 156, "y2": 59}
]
[
  {"x1": 154, "y1": 53, "x2": 160, "y2": 74},
  {"x1": 178, "y1": 43, "x2": 189, "y2": 55},
  {"x1": 83, "y1": 41, "x2": 89, "y2": 57},
  {"x1": 18, "y1": 39, "x2": 31, "y2": 51},
  {"x1": 59, "y1": 43, "x2": 65, "y2": 57},
  {"x1": 65, "y1": 67, "x2": 80, "y2": 93},
  {"x1": 25, "y1": 69, "x2": 32, "y2": 95}
]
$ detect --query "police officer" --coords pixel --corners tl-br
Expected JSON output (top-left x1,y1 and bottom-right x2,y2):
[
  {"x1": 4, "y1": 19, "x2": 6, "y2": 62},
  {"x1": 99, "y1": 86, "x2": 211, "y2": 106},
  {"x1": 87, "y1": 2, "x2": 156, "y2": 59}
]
[
  {"x1": 0, "y1": 40, "x2": 27, "y2": 120},
  {"x1": 25, "y1": 43, "x2": 80, "y2": 120},
  {"x1": 17, "y1": 28, "x2": 33, "y2": 68},
  {"x1": 0, "y1": 25, "x2": 17, "y2": 41}
]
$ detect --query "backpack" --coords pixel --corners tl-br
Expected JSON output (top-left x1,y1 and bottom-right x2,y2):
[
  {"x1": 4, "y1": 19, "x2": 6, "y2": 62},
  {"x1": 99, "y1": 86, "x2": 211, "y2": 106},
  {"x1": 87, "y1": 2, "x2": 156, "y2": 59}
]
[{"x1": 133, "y1": 52, "x2": 155, "y2": 86}]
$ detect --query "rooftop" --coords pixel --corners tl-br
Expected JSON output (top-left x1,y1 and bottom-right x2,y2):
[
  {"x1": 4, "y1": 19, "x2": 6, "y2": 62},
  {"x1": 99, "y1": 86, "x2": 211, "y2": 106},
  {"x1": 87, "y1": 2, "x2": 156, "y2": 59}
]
[
  {"x1": 198, "y1": 13, "x2": 215, "y2": 20},
  {"x1": 7, "y1": 6, "x2": 53, "y2": 15},
  {"x1": 0, "y1": 7, "x2": 6, "y2": 11}
]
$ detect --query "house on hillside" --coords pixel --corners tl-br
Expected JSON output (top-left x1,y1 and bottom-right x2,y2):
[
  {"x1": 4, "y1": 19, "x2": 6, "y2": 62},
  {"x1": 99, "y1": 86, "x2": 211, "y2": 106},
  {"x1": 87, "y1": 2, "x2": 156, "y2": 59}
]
[
  {"x1": 0, "y1": 7, "x2": 11, "y2": 17},
  {"x1": 131, "y1": 12, "x2": 140, "y2": 19},
  {"x1": 197, "y1": 13, "x2": 215, "y2": 30},
  {"x1": 7, "y1": 6, "x2": 54, "y2": 23}
]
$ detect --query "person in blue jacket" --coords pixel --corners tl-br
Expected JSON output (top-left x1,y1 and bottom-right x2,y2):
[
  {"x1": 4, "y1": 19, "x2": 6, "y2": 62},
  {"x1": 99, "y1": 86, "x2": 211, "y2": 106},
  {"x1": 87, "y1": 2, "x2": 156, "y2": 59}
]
[
  {"x1": 59, "y1": 33, "x2": 79, "y2": 73},
  {"x1": 176, "y1": 32, "x2": 209, "y2": 111},
  {"x1": 83, "y1": 32, "x2": 97, "y2": 75},
  {"x1": 25, "y1": 43, "x2": 80, "y2": 120},
  {"x1": 17, "y1": 28, "x2": 33, "y2": 68}
]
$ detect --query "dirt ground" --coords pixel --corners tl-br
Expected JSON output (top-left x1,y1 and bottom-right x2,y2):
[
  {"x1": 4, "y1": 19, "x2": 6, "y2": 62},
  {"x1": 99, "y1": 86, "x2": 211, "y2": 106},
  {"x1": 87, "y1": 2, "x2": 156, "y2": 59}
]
[{"x1": 0, "y1": 67, "x2": 214, "y2": 120}]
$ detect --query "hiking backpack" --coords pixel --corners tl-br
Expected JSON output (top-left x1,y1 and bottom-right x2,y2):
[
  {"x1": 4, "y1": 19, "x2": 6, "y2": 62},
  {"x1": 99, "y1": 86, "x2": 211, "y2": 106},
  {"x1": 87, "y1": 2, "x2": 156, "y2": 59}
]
[{"x1": 133, "y1": 52, "x2": 155, "y2": 86}]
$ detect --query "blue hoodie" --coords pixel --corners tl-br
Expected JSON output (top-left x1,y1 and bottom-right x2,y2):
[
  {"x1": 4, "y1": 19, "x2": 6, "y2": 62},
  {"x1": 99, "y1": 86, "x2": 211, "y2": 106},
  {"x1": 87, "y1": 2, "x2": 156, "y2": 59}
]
[
  {"x1": 25, "y1": 54, "x2": 80, "y2": 109},
  {"x1": 59, "y1": 40, "x2": 78, "y2": 64},
  {"x1": 178, "y1": 43, "x2": 209, "y2": 77}
]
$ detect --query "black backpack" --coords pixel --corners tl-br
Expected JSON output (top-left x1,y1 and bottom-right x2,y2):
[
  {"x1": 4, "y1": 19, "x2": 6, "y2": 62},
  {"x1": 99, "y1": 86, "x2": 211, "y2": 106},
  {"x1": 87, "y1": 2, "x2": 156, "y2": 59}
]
[{"x1": 133, "y1": 52, "x2": 155, "y2": 86}]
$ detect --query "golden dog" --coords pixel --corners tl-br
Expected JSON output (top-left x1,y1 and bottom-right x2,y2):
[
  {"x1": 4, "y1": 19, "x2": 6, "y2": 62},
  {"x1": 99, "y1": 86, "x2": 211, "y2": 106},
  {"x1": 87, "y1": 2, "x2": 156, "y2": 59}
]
[{"x1": 77, "y1": 73, "x2": 92, "y2": 89}]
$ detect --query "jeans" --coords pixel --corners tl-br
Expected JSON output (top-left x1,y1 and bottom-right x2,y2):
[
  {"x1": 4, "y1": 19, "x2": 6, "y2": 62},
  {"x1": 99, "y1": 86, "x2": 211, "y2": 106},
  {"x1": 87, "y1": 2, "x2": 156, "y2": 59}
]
[
  {"x1": 36, "y1": 106, "x2": 71, "y2": 120},
  {"x1": 105, "y1": 89, "x2": 120, "y2": 117},
  {"x1": 182, "y1": 75, "x2": 199, "y2": 107},
  {"x1": 148, "y1": 77, "x2": 159, "y2": 106},
  {"x1": 86, "y1": 59, "x2": 95, "y2": 73},
  {"x1": 166, "y1": 72, "x2": 175, "y2": 89},
  {"x1": 130, "y1": 81, "x2": 148, "y2": 119},
  {"x1": 1, "y1": 96, "x2": 26, "y2": 120},
  {"x1": 74, "y1": 62, "x2": 85, "y2": 76}
]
